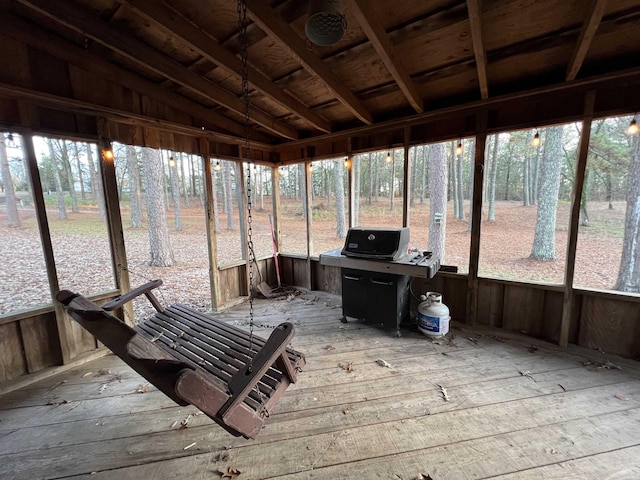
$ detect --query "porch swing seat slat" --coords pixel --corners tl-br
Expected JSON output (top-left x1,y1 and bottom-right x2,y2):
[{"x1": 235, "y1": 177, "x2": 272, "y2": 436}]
[{"x1": 56, "y1": 279, "x2": 305, "y2": 439}]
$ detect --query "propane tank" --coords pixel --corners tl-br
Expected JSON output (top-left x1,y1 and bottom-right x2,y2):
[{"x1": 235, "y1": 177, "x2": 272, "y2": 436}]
[{"x1": 417, "y1": 292, "x2": 450, "y2": 338}]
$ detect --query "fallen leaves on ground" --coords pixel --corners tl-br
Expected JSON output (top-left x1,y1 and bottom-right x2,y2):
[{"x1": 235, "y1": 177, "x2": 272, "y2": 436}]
[
  {"x1": 219, "y1": 466, "x2": 241, "y2": 479},
  {"x1": 339, "y1": 362, "x2": 354, "y2": 372},
  {"x1": 438, "y1": 385, "x2": 449, "y2": 402},
  {"x1": 376, "y1": 359, "x2": 391, "y2": 368},
  {"x1": 135, "y1": 384, "x2": 150, "y2": 393}
]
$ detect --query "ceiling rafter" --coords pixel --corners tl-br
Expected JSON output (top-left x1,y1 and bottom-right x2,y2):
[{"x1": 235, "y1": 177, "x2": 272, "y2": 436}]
[
  {"x1": 120, "y1": 0, "x2": 331, "y2": 134},
  {"x1": 351, "y1": 0, "x2": 423, "y2": 113},
  {"x1": 16, "y1": 0, "x2": 299, "y2": 140},
  {"x1": 566, "y1": 0, "x2": 608, "y2": 81},
  {"x1": 244, "y1": 0, "x2": 374, "y2": 125},
  {"x1": 0, "y1": 12, "x2": 271, "y2": 145},
  {"x1": 466, "y1": 0, "x2": 489, "y2": 99}
]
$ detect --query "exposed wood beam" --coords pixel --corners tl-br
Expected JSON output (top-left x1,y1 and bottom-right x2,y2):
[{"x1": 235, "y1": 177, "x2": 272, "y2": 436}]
[
  {"x1": 16, "y1": 0, "x2": 299, "y2": 140},
  {"x1": 244, "y1": 0, "x2": 374, "y2": 125},
  {"x1": 0, "y1": 82, "x2": 274, "y2": 151},
  {"x1": 120, "y1": 0, "x2": 331, "y2": 134},
  {"x1": 351, "y1": 0, "x2": 423, "y2": 113},
  {"x1": 466, "y1": 0, "x2": 489, "y2": 99},
  {"x1": 0, "y1": 12, "x2": 272, "y2": 145},
  {"x1": 566, "y1": 0, "x2": 608, "y2": 81}
]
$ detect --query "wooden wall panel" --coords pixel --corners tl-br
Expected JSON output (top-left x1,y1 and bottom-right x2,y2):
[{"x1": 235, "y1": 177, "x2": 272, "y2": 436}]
[
  {"x1": 0, "y1": 323, "x2": 27, "y2": 382},
  {"x1": 19, "y1": 313, "x2": 62, "y2": 373},
  {"x1": 502, "y1": 284, "x2": 545, "y2": 335},
  {"x1": 219, "y1": 266, "x2": 244, "y2": 304},
  {"x1": 312, "y1": 263, "x2": 341, "y2": 295},
  {"x1": 541, "y1": 289, "x2": 565, "y2": 343},
  {"x1": 477, "y1": 280, "x2": 505, "y2": 327},
  {"x1": 579, "y1": 296, "x2": 640, "y2": 358}
]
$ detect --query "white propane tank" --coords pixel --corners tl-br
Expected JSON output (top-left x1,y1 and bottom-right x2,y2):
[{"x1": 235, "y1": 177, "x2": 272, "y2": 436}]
[{"x1": 417, "y1": 292, "x2": 450, "y2": 338}]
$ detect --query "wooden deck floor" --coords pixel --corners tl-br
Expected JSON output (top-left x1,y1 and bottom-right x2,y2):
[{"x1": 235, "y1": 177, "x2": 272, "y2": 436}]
[{"x1": 1, "y1": 290, "x2": 640, "y2": 479}]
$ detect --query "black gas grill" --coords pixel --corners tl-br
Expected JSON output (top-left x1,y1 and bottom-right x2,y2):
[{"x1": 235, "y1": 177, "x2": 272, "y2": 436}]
[{"x1": 320, "y1": 227, "x2": 439, "y2": 336}]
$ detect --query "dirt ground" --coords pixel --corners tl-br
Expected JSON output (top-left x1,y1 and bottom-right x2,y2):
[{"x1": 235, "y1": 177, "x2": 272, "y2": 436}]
[{"x1": 0, "y1": 198, "x2": 627, "y2": 316}]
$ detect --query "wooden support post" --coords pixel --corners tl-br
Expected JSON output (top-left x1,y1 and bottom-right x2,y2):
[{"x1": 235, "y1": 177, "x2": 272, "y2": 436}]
[
  {"x1": 97, "y1": 119, "x2": 133, "y2": 326},
  {"x1": 465, "y1": 111, "x2": 488, "y2": 325},
  {"x1": 402, "y1": 126, "x2": 411, "y2": 227},
  {"x1": 200, "y1": 138, "x2": 223, "y2": 311},
  {"x1": 560, "y1": 91, "x2": 596, "y2": 346},
  {"x1": 271, "y1": 165, "x2": 283, "y2": 286},
  {"x1": 305, "y1": 159, "x2": 313, "y2": 290},
  {"x1": 21, "y1": 129, "x2": 73, "y2": 364}
]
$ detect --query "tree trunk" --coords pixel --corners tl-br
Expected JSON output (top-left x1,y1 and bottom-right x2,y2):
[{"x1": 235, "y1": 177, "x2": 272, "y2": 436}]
[
  {"x1": 531, "y1": 126, "x2": 564, "y2": 261},
  {"x1": 532, "y1": 131, "x2": 543, "y2": 204},
  {"x1": 488, "y1": 134, "x2": 499, "y2": 221},
  {"x1": 420, "y1": 146, "x2": 427, "y2": 204},
  {"x1": 179, "y1": 153, "x2": 190, "y2": 208},
  {"x1": 73, "y1": 142, "x2": 86, "y2": 201},
  {"x1": 467, "y1": 138, "x2": 475, "y2": 232},
  {"x1": 126, "y1": 146, "x2": 144, "y2": 228},
  {"x1": 47, "y1": 139, "x2": 67, "y2": 220},
  {"x1": 389, "y1": 153, "x2": 395, "y2": 213},
  {"x1": 428, "y1": 143, "x2": 447, "y2": 262},
  {"x1": 614, "y1": 134, "x2": 640, "y2": 292},
  {"x1": 451, "y1": 142, "x2": 459, "y2": 218},
  {"x1": 335, "y1": 160, "x2": 347, "y2": 237},
  {"x1": 224, "y1": 161, "x2": 233, "y2": 229},
  {"x1": 60, "y1": 141, "x2": 78, "y2": 213},
  {"x1": 579, "y1": 167, "x2": 590, "y2": 227},
  {"x1": 457, "y1": 143, "x2": 466, "y2": 221},
  {"x1": 235, "y1": 162, "x2": 247, "y2": 260},
  {"x1": 141, "y1": 147, "x2": 174, "y2": 266},
  {"x1": 606, "y1": 171, "x2": 614, "y2": 209},
  {"x1": 367, "y1": 153, "x2": 373, "y2": 205},
  {"x1": 353, "y1": 155, "x2": 360, "y2": 225},
  {"x1": 299, "y1": 163, "x2": 307, "y2": 219},
  {"x1": 86, "y1": 143, "x2": 105, "y2": 221},
  {"x1": 410, "y1": 147, "x2": 417, "y2": 207},
  {"x1": 1, "y1": 135, "x2": 20, "y2": 227},
  {"x1": 373, "y1": 152, "x2": 379, "y2": 203},
  {"x1": 169, "y1": 155, "x2": 182, "y2": 231},
  {"x1": 212, "y1": 168, "x2": 220, "y2": 233}
]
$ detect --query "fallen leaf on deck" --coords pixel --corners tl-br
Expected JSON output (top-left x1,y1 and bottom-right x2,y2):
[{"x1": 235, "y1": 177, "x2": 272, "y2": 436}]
[
  {"x1": 323, "y1": 345, "x2": 336, "y2": 351},
  {"x1": 615, "y1": 394, "x2": 629, "y2": 401},
  {"x1": 376, "y1": 359, "x2": 392, "y2": 368},
  {"x1": 527, "y1": 345, "x2": 538, "y2": 353},
  {"x1": 180, "y1": 414, "x2": 192, "y2": 429},
  {"x1": 518, "y1": 370, "x2": 535, "y2": 381},
  {"x1": 170, "y1": 420, "x2": 179, "y2": 429},
  {"x1": 438, "y1": 385, "x2": 449, "y2": 402},
  {"x1": 415, "y1": 473, "x2": 434, "y2": 479},
  {"x1": 96, "y1": 369, "x2": 112, "y2": 376},
  {"x1": 135, "y1": 384, "x2": 149, "y2": 394},
  {"x1": 150, "y1": 332, "x2": 163, "y2": 343},
  {"x1": 219, "y1": 466, "x2": 241, "y2": 479},
  {"x1": 468, "y1": 337, "x2": 478, "y2": 344},
  {"x1": 339, "y1": 362, "x2": 354, "y2": 372},
  {"x1": 82, "y1": 371, "x2": 93, "y2": 377},
  {"x1": 47, "y1": 399, "x2": 69, "y2": 406},
  {"x1": 183, "y1": 442, "x2": 196, "y2": 450}
]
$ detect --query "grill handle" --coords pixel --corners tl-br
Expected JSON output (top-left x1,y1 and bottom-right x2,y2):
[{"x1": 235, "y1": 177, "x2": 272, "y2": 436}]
[
  {"x1": 370, "y1": 279, "x2": 393, "y2": 286},
  {"x1": 343, "y1": 275, "x2": 362, "y2": 281}
]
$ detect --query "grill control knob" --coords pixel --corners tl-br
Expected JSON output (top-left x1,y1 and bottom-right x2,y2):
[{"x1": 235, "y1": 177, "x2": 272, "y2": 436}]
[{"x1": 368, "y1": 234, "x2": 376, "y2": 241}]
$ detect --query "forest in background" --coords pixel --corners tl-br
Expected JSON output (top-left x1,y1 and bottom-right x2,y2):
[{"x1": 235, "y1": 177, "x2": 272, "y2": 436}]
[{"x1": 1, "y1": 115, "x2": 639, "y2": 316}]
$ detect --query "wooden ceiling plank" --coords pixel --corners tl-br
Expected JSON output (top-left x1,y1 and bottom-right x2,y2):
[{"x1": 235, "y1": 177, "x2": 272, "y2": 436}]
[
  {"x1": 16, "y1": 0, "x2": 299, "y2": 140},
  {"x1": 0, "y1": 12, "x2": 273, "y2": 144},
  {"x1": 351, "y1": 0, "x2": 423, "y2": 113},
  {"x1": 565, "y1": 0, "x2": 608, "y2": 81},
  {"x1": 466, "y1": 0, "x2": 489, "y2": 99},
  {"x1": 121, "y1": 0, "x2": 331, "y2": 134},
  {"x1": 244, "y1": 0, "x2": 374, "y2": 125},
  {"x1": 0, "y1": 81, "x2": 273, "y2": 149}
]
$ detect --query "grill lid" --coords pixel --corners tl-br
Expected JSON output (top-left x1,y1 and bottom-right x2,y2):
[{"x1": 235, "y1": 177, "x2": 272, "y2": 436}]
[{"x1": 341, "y1": 227, "x2": 410, "y2": 261}]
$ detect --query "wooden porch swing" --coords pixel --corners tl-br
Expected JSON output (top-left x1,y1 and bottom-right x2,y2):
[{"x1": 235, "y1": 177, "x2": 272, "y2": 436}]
[
  {"x1": 57, "y1": 280, "x2": 305, "y2": 439},
  {"x1": 56, "y1": 0, "x2": 305, "y2": 439}
]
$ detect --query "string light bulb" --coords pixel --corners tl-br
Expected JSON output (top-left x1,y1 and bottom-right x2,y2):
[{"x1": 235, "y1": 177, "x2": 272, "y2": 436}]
[
  {"x1": 214, "y1": 159, "x2": 221, "y2": 171},
  {"x1": 628, "y1": 119, "x2": 638, "y2": 135},
  {"x1": 6, "y1": 132, "x2": 15, "y2": 148},
  {"x1": 102, "y1": 149, "x2": 114, "y2": 161},
  {"x1": 309, "y1": 163, "x2": 314, "y2": 171},
  {"x1": 386, "y1": 151, "x2": 392, "y2": 163},
  {"x1": 455, "y1": 141, "x2": 463, "y2": 155},
  {"x1": 168, "y1": 156, "x2": 175, "y2": 167},
  {"x1": 253, "y1": 163, "x2": 258, "y2": 173},
  {"x1": 344, "y1": 157, "x2": 350, "y2": 168},
  {"x1": 531, "y1": 131, "x2": 541, "y2": 147}
]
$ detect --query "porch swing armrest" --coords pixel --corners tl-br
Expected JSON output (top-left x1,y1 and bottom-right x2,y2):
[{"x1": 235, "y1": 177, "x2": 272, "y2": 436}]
[
  {"x1": 102, "y1": 279, "x2": 164, "y2": 312},
  {"x1": 220, "y1": 322, "x2": 295, "y2": 418}
]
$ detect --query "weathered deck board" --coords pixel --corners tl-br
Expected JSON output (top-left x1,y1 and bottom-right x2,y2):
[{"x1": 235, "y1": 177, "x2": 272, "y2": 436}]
[{"x1": 0, "y1": 291, "x2": 638, "y2": 480}]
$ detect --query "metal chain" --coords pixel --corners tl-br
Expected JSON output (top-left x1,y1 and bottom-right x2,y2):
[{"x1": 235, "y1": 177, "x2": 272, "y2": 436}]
[{"x1": 237, "y1": 0, "x2": 256, "y2": 372}]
